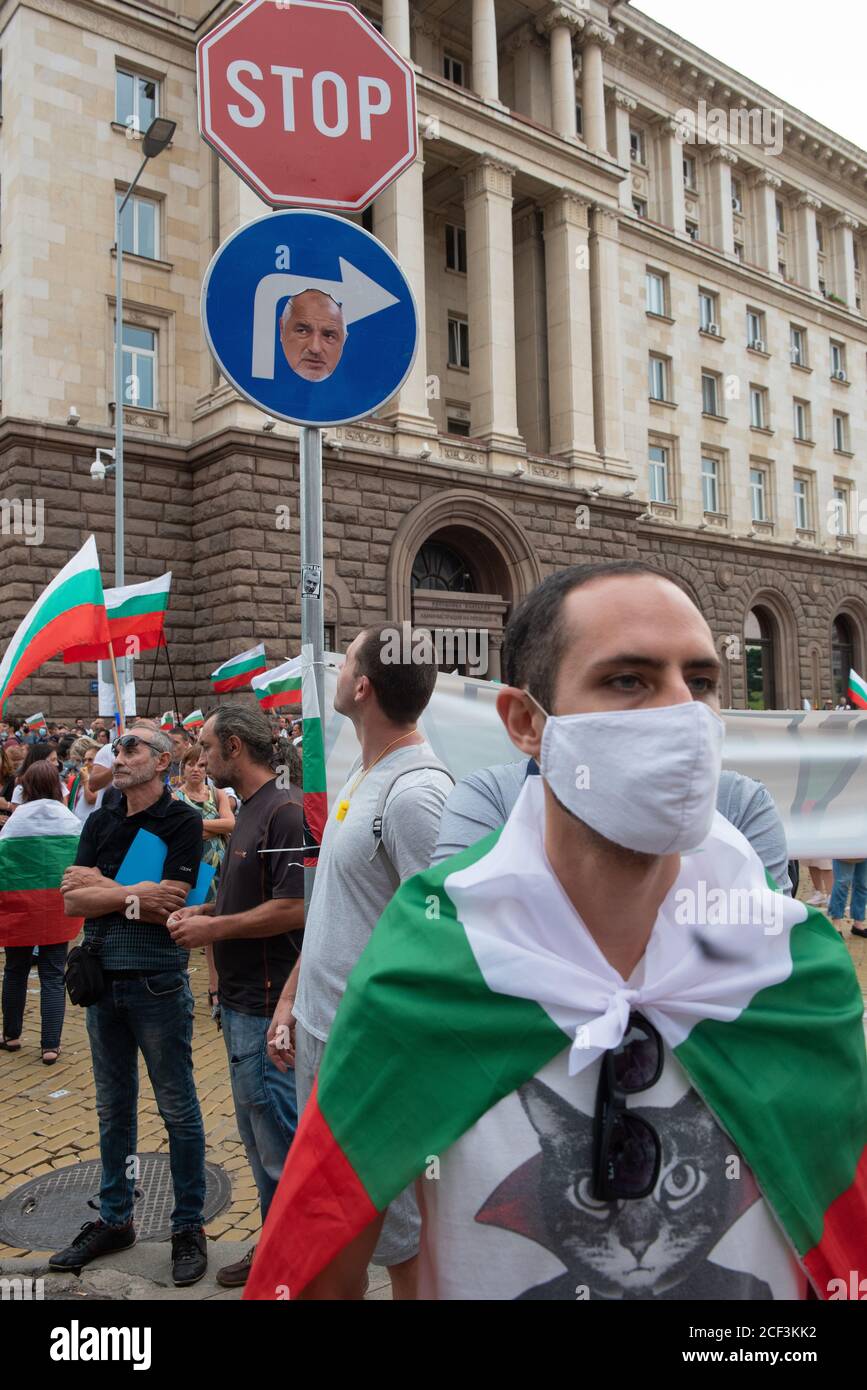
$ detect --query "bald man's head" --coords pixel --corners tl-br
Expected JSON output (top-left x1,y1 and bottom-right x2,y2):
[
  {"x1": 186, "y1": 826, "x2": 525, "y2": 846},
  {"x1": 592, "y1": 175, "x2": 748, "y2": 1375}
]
[{"x1": 280, "y1": 289, "x2": 347, "y2": 382}]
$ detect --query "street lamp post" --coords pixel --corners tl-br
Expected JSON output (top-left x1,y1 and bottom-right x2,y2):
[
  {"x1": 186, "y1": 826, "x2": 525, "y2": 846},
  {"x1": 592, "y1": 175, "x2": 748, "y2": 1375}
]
[{"x1": 113, "y1": 116, "x2": 176, "y2": 710}]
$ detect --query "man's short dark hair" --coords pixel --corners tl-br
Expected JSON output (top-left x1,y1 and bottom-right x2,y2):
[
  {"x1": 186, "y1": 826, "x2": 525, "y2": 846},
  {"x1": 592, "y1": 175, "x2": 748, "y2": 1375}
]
[
  {"x1": 355, "y1": 623, "x2": 438, "y2": 724},
  {"x1": 502, "y1": 562, "x2": 682, "y2": 713},
  {"x1": 210, "y1": 703, "x2": 274, "y2": 768}
]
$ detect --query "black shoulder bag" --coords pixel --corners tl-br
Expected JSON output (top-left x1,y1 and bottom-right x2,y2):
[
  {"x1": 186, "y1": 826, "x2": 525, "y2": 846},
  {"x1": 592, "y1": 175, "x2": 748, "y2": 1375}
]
[{"x1": 65, "y1": 920, "x2": 113, "y2": 1007}]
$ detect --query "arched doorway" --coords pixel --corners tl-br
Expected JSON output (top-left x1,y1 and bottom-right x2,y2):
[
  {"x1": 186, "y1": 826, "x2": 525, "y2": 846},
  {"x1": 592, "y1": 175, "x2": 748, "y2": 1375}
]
[
  {"x1": 744, "y1": 607, "x2": 778, "y2": 709},
  {"x1": 831, "y1": 614, "x2": 855, "y2": 702},
  {"x1": 411, "y1": 539, "x2": 476, "y2": 594},
  {"x1": 409, "y1": 527, "x2": 508, "y2": 678}
]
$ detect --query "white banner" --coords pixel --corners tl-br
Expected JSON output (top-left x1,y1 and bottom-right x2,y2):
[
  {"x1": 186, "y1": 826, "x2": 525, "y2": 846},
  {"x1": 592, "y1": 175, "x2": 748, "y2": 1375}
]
[{"x1": 97, "y1": 660, "x2": 136, "y2": 718}]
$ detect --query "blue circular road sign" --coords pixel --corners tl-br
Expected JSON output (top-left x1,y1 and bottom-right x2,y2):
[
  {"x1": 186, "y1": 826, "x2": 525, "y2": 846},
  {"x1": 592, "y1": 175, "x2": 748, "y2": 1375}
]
[{"x1": 201, "y1": 209, "x2": 419, "y2": 427}]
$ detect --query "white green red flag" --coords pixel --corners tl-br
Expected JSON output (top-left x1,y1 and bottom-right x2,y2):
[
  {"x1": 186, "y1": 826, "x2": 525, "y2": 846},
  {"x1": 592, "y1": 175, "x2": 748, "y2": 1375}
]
[
  {"x1": 210, "y1": 644, "x2": 267, "y2": 694},
  {"x1": 301, "y1": 644, "x2": 327, "y2": 849},
  {"x1": 24, "y1": 712, "x2": 48, "y2": 736},
  {"x1": 847, "y1": 669, "x2": 867, "y2": 710},
  {"x1": 245, "y1": 779, "x2": 867, "y2": 1302},
  {"x1": 183, "y1": 709, "x2": 204, "y2": 731},
  {"x1": 251, "y1": 656, "x2": 301, "y2": 711},
  {"x1": 160, "y1": 710, "x2": 177, "y2": 731},
  {"x1": 63, "y1": 572, "x2": 171, "y2": 664},
  {"x1": 0, "y1": 800, "x2": 83, "y2": 946},
  {"x1": 0, "y1": 537, "x2": 110, "y2": 715}
]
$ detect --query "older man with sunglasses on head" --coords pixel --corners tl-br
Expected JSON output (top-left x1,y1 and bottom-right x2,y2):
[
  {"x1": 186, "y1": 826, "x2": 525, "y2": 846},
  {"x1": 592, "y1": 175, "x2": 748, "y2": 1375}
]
[{"x1": 52, "y1": 725, "x2": 208, "y2": 1289}]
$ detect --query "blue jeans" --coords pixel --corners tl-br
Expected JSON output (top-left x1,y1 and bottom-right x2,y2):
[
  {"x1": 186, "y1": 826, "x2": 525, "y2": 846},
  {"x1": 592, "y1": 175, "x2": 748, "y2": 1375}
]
[
  {"x1": 221, "y1": 1005, "x2": 298, "y2": 1223},
  {"x1": 829, "y1": 860, "x2": 867, "y2": 923},
  {"x1": 2, "y1": 942, "x2": 67, "y2": 1049},
  {"x1": 86, "y1": 971, "x2": 206, "y2": 1232}
]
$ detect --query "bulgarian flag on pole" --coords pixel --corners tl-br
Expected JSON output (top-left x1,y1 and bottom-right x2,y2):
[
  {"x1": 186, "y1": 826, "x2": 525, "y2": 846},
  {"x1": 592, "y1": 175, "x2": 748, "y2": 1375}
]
[
  {"x1": 24, "y1": 712, "x2": 48, "y2": 736},
  {"x1": 160, "y1": 710, "x2": 177, "y2": 731},
  {"x1": 301, "y1": 643, "x2": 327, "y2": 849},
  {"x1": 847, "y1": 668, "x2": 867, "y2": 710},
  {"x1": 63, "y1": 572, "x2": 171, "y2": 663},
  {"x1": 0, "y1": 800, "x2": 83, "y2": 946},
  {"x1": 210, "y1": 643, "x2": 267, "y2": 694},
  {"x1": 245, "y1": 780, "x2": 867, "y2": 1302},
  {"x1": 251, "y1": 656, "x2": 301, "y2": 711},
  {"x1": 0, "y1": 536, "x2": 110, "y2": 715},
  {"x1": 183, "y1": 709, "x2": 204, "y2": 731}
]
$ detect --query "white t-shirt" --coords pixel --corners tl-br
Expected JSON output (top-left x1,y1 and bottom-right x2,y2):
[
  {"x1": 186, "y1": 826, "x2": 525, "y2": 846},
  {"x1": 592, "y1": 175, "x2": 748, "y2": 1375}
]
[
  {"x1": 417, "y1": 1044, "x2": 806, "y2": 1302},
  {"x1": 11, "y1": 767, "x2": 68, "y2": 805}
]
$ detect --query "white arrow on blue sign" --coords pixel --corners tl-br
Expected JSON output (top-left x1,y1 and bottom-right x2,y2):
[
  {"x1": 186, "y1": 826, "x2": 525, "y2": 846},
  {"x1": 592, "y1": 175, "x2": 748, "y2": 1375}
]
[{"x1": 201, "y1": 209, "x2": 419, "y2": 427}]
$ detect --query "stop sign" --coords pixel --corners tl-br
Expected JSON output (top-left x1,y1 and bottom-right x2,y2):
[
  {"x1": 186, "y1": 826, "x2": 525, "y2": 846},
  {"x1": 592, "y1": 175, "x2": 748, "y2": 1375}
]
[{"x1": 197, "y1": 0, "x2": 418, "y2": 213}]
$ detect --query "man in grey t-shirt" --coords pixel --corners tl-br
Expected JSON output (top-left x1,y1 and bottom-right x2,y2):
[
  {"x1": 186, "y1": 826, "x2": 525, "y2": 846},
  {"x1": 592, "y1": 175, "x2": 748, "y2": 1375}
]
[{"x1": 267, "y1": 623, "x2": 452, "y2": 1300}]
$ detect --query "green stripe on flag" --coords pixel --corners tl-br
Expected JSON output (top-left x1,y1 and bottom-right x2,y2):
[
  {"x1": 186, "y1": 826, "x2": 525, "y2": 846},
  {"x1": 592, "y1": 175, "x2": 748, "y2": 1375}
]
[
  {"x1": 109, "y1": 593, "x2": 169, "y2": 620},
  {"x1": 0, "y1": 835, "x2": 82, "y2": 892},
  {"x1": 0, "y1": 570, "x2": 104, "y2": 703}
]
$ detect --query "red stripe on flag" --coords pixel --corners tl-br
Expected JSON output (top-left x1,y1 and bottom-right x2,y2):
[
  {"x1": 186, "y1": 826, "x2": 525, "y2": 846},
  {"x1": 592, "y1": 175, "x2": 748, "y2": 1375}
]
[
  {"x1": 803, "y1": 1144, "x2": 867, "y2": 1297},
  {"x1": 257, "y1": 689, "x2": 302, "y2": 710},
  {"x1": 64, "y1": 628, "x2": 166, "y2": 664},
  {"x1": 243, "y1": 1079, "x2": 377, "y2": 1301},
  {"x1": 1, "y1": 604, "x2": 108, "y2": 712},
  {"x1": 212, "y1": 670, "x2": 264, "y2": 693},
  {"x1": 0, "y1": 890, "x2": 82, "y2": 947},
  {"x1": 303, "y1": 790, "x2": 328, "y2": 847},
  {"x1": 848, "y1": 688, "x2": 867, "y2": 710}
]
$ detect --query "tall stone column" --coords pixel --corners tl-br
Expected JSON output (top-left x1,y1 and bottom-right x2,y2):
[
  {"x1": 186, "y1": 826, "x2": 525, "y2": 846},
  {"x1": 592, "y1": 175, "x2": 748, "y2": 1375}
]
[
  {"x1": 589, "y1": 204, "x2": 626, "y2": 463},
  {"x1": 382, "y1": 0, "x2": 410, "y2": 58},
  {"x1": 543, "y1": 192, "x2": 595, "y2": 462},
  {"x1": 655, "y1": 118, "x2": 686, "y2": 235},
  {"x1": 831, "y1": 213, "x2": 859, "y2": 307},
  {"x1": 471, "y1": 0, "x2": 499, "y2": 102},
  {"x1": 580, "y1": 22, "x2": 614, "y2": 154},
  {"x1": 463, "y1": 158, "x2": 522, "y2": 449},
  {"x1": 705, "y1": 145, "x2": 737, "y2": 255},
  {"x1": 536, "y1": 5, "x2": 584, "y2": 140},
  {"x1": 793, "y1": 193, "x2": 821, "y2": 293},
  {"x1": 609, "y1": 89, "x2": 636, "y2": 209},
  {"x1": 751, "y1": 169, "x2": 782, "y2": 273},
  {"x1": 513, "y1": 209, "x2": 549, "y2": 456},
  {"x1": 375, "y1": 124, "x2": 434, "y2": 434}
]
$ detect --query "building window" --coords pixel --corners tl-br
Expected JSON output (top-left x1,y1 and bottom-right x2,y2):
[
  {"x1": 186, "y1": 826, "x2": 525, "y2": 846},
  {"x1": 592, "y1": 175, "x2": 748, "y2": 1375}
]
[
  {"x1": 116, "y1": 323, "x2": 157, "y2": 409},
  {"x1": 411, "y1": 540, "x2": 475, "y2": 592},
  {"x1": 793, "y1": 475, "x2": 810, "y2": 530},
  {"x1": 746, "y1": 309, "x2": 765, "y2": 349},
  {"x1": 778, "y1": 259, "x2": 787, "y2": 279},
  {"x1": 790, "y1": 325, "x2": 806, "y2": 367},
  {"x1": 816, "y1": 220, "x2": 825, "y2": 253},
  {"x1": 832, "y1": 616, "x2": 855, "y2": 701},
  {"x1": 445, "y1": 224, "x2": 466, "y2": 273},
  {"x1": 115, "y1": 68, "x2": 159, "y2": 133},
  {"x1": 632, "y1": 197, "x2": 648, "y2": 219},
  {"x1": 734, "y1": 240, "x2": 744, "y2": 262},
  {"x1": 630, "y1": 128, "x2": 646, "y2": 164},
  {"x1": 731, "y1": 176, "x2": 743, "y2": 213},
  {"x1": 830, "y1": 341, "x2": 847, "y2": 379},
  {"x1": 775, "y1": 199, "x2": 785, "y2": 233},
  {"x1": 701, "y1": 455, "x2": 720, "y2": 513},
  {"x1": 750, "y1": 385, "x2": 768, "y2": 429},
  {"x1": 701, "y1": 371, "x2": 720, "y2": 416},
  {"x1": 648, "y1": 444, "x2": 669, "y2": 502},
  {"x1": 645, "y1": 270, "x2": 666, "y2": 316},
  {"x1": 745, "y1": 608, "x2": 777, "y2": 709},
  {"x1": 575, "y1": 103, "x2": 583, "y2": 136},
  {"x1": 683, "y1": 155, "x2": 696, "y2": 190},
  {"x1": 833, "y1": 412, "x2": 849, "y2": 452},
  {"x1": 447, "y1": 315, "x2": 469, "y2": 369},
  {"x1": 818, "y1": 277, "x2": 827, "y2": 298},
  {"x1": 793, "y1": 399, "x2": 809, "y2": 441},
  {"x1": 116, "y1": 191, "x2": 159, "y2": 260},
  {"x1": 750, "y1": 466, "x2": 767, "y2": 522},
  {"x1": 443, "y1": 53, "x2": 464, "y2": 86},
  {"x1": 446, "y1": 414, "x2": 471, "y2": 437},
  {"x1": 831, "y1": 486, "x2": 850, "y2": 537},
  {"x1": 648, "y1": 355, "x2": 668, "y2": 401},
  {"x1": 685, "y1": 219, "x2": 699, "y2": 242},
  {"x1": 699, "y1": 290, "x2": 718, "y2": 332}
]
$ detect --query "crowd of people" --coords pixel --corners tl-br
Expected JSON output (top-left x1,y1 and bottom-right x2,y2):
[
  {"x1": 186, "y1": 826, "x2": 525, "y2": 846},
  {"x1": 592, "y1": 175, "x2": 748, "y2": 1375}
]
[{"x1": 0, "y1": 561, "x2": 863, "y2": 1300}]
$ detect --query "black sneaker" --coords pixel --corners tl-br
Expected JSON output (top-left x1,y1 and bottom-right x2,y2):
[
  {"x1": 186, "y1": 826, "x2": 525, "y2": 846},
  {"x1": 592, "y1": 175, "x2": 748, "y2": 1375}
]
[
  {"x1": 171, "y1": 1228, "x2": 208, "y2": 1287},
  {"x1": 49, "y1": 1219, "x2": 136, "y2": 1272},
  {"x1": 851, "y1": 925, "x2": 867, "y2": 939}
]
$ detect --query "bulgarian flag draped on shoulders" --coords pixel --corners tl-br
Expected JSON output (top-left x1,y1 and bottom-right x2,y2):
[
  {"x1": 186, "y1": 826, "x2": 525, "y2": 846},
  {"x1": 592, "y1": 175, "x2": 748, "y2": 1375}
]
[
  {"x1": 62, "y1": 572, "x2": 171, "y2": 664},
  {"x1": 0, "y1": 536, "x2": 110, "y2": 715},
  {"x1": 210, "y1": 643, "x2": 267, "y2": 694},
  {"x1": 245, "y1": 776, "x2": 867, "y2": 1302},
  {"x1": 0, "y1": 799, "x2": 83, "y2": 946}
]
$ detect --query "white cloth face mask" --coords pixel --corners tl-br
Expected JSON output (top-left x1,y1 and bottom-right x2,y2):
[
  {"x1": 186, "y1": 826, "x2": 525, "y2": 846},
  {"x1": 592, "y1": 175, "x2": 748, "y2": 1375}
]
[{"x1": 531, "y1": 697, "x2": 725, "y2": 855}]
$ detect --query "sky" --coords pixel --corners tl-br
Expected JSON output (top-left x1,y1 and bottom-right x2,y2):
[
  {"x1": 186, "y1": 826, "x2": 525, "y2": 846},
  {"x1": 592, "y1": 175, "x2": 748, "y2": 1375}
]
[{"x1": 629, "y1": 0, "x2": 867, "y2": 152}]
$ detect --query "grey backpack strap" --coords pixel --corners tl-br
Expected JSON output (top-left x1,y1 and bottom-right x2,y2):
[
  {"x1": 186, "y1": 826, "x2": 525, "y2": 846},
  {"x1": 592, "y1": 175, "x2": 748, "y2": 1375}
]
[{"x1": 369, "y1": 755, "x2": 455, "y2": 867}]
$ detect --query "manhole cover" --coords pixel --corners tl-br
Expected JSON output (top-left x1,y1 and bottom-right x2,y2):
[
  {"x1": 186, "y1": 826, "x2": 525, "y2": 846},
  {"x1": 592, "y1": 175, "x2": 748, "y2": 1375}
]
[{"x1": 0, "y1": 1155, "x2": 231, "y2": 1249}]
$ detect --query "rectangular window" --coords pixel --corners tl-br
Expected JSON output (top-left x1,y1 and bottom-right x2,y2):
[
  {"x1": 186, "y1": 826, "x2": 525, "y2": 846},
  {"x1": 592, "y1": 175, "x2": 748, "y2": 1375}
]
[
  {"x1": 778, "y1": 260, "x2": 787, "y2": 279},
  {"x1": 830, "y1": 341, "x2": 846, "y2": 378},
  {"x1": 854, "y1": 241, "x2": 861, "y2": 271},
  {"x1": 648, "y1": 355, "x2": 667, "y2": 401},
  {"x1": 701, "y1": 372, "x2": 719, "y2": 416},
  {"x1": 115, "y1": 322, "x2": 157, "y2": 409},
  {"x1": 447, "y1": 315, "x2": 469, "y2": 369},
  {"x1": 632, "y1": 197, "x2": 648, "y2": 219},
  {"x1": 685, "y1": 219, "x2": 699, "y2": 242},
  {"x1": 630, "y1": 128, "x2": 646, "y2": 164},
  {"x1": 816, "y1": 221, "x2": 825, "y2": 253},
  {"x1": 443, "y1": 54, "x2": 464, "y2": 85},
  {"x1": 731, "y1": 177, "x2": 743, "y2": 213},
  {"x1": 790, "y1": 325, "x2": 806, "y2": 366},
  {"x1": 750, "y1": 466, "x2": 767, "y2": 522},
  {"x1": 116, "y1": 191, "x2": 159, "y2": 260},
  {"x1": 699, "y1": 290, "x2": 717, "y2": 331},
  {"x1": 833, "y1": 412, "x2": 849, "y2": 451},
  {"x1": 819, "y1": 277, "x2": 827, "y2": 298},
  {"x1": 701, "y1": 455, "x2": 719, "y2": 513},
  {"x1": 115, "y1": 68, "x2": 158, "y2": 133},
  {"x1": 793, "y1": 399, "x2": 808, "y2": 440},
  {"x1": 645, "y1": 270, "x2": 666, "y2": 316},
  {"x1": 747, "y1": 309, "x2": 765, "y2": 348},
  {"x1": 734, "y1": 240, "x2": 744, "y2": 262},
  {"x1": 445, "y1": 223, "x2": 466, "y2": 273},
  {"x1": 750, "y1": 386, "x2": 767, "y2": 429},
  {"x1": 648, "y1": 444, "x2": 668, "y2": 502},
  {"x1": 683, "y1": 155, "x2": 696, "y2": 190},
  {"x1": 775, "y1": 199, "x2": 785, "y2": 233},
  {"x1": 793, "y1": 476, "x2": 810, "y2": 530},
  {"x1": 446, "y1": 415, "x2": 471, "y2": 437},
  {"x1": 575, "y1": 103, "x2": 583, "y2": 137},
  {"x1": 832, "y1": 485, "x2": 849, "y2": 536}
]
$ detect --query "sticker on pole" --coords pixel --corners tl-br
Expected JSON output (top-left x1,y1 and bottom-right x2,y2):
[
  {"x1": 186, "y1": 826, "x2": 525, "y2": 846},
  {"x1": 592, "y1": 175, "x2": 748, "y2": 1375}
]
[{"x1": 201, "y1": 209, "x2": 419, "y2": 427}]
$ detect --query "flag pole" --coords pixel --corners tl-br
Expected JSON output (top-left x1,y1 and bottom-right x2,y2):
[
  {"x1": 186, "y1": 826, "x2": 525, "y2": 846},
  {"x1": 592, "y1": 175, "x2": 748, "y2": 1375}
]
[{"x1": 107, "y1": 650, "x2": 126, "y2": 734}]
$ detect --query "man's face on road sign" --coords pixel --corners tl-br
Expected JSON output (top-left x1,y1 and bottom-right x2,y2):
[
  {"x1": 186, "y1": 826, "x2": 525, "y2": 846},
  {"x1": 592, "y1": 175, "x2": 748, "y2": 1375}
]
[{"x1": 280, "y1": 289, "x2": 347, "y2": 382}]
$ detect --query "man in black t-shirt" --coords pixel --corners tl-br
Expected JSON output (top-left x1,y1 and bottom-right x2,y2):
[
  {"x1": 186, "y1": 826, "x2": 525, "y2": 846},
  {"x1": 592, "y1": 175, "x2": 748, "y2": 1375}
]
[{"x1": 167, "y1": 703, "x2": 304, "y2": 1289}]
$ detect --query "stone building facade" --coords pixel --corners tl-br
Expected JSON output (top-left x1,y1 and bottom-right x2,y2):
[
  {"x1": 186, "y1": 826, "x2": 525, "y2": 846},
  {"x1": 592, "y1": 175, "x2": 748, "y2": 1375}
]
[{"x1": 1, "y1": 0, "x2": 866, "y2": 716}]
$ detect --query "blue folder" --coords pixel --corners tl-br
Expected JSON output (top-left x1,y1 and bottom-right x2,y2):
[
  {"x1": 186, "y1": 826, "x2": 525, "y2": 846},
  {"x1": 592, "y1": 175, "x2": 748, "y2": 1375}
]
[{"x1": 115, "y1": 829, "x2": 215, "y2": 907}]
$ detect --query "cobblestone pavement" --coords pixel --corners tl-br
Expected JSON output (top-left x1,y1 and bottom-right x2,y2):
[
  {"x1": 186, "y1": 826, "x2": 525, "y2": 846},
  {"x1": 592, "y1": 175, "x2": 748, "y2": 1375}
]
[{"x1": 1, "y1": 893, "x2": 866, "y2": 1264}]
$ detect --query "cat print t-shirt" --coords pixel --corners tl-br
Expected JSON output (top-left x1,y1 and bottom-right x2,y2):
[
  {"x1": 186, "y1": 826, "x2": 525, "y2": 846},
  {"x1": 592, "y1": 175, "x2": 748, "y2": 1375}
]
[{"x1": 416, "y1": 1044, "x2": 807, "y2": 1301}]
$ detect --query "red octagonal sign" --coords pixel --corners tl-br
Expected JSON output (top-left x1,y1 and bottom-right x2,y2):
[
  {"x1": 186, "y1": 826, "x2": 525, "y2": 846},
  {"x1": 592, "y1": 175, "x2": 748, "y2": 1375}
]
[{"x1": 197, "y1": 0, "x2": 418, "y2": 212}]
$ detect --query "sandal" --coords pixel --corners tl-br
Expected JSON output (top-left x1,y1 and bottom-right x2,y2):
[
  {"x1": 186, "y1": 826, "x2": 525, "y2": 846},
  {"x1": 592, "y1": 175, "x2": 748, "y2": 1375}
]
[
  {"x1": 0, "y1": 1038, "x2": 22, "y2": 1052},
  {"x1": 41, "y1": 1048, "x2": 60, "y2": 1065}
]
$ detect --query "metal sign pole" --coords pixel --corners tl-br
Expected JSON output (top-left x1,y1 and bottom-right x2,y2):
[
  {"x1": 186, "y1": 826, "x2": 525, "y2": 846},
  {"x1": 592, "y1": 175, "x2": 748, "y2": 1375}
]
[{"x1": 300, "y1": 424, "x2": 324, "y2": 909}]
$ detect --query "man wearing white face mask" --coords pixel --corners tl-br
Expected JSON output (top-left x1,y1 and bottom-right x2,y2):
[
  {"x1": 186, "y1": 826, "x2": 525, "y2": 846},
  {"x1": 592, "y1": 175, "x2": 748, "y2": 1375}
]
[{"x1": 244, "y1": 562, "x2": 867, "y2": 1305}]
